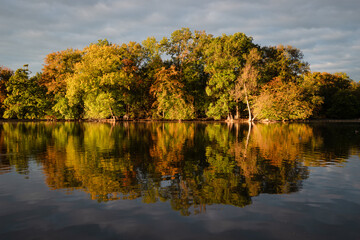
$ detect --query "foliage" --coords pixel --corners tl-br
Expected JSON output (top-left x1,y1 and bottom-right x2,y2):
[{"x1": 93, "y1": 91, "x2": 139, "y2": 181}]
[
  {"x1": 3, "y1": 69, "x2": 48, "y2": 119},
  {"x1": 326, "y1": 89, "x2": 360, "y2": 119},
  {"x1": 203, "y1": 32, "x2": 256, "y2": 119},
  {"x1": 65, "y1": 41, "x2": 139, "y2": 119},
  {"x1": 1, "y1": 29, "x2": 358, "y2": 120},
  {"x1": 138, "y1": 37, "x2": 165, "y2": 118},
  {"x1": 302, "y1": 72, "x2": 357, "y2": 119},
  {"x1": 41, "y1": 48, "x2": 83, "y2": 95},
  {"x1": 121, "y1": 41, "x2": 150, "y2": 118},
  {"x1": 253, "y1": 78, "x2": 321, "y2": 120},
  {"x1": 41, "y1": 49, "x2": 83, "y2": 119},
  {"x1": 160, "y1": 28, "x2": 212, "y2": 117},
  {"x1": 150, "y1": 66, "x2": 195, "y2": 119},
  {"x1": 0, "y1": 66, "x2": 14, "y2": 117},
  {"x1": 233, "y1": 48, "x2": 262, "y2": 121},
  {"x1": 260, "y1": 45, "x2": 309, "y2": 83}
]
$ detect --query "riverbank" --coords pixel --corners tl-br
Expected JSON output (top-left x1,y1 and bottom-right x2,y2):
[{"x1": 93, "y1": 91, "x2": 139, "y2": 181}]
[{"x1": 1, "y1": 118, "x2": 360, "y2": 123}]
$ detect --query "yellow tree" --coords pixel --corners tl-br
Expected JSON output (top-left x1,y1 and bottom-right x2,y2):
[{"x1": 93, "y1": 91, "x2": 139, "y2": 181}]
[
  {"x1": 66, "y1": 40, "x2": 141, "y2": 119},
  {"x1": 253, "y1": 77, "x2": 321, "y2": 120},
  {"x1": 233, "y1": 48, "x2": 261, "y2": 121}
]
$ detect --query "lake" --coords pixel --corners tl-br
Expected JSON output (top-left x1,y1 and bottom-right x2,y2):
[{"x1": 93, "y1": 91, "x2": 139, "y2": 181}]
[{"x1": 0, "y1": 122, "x2": 359, "y2": 240}]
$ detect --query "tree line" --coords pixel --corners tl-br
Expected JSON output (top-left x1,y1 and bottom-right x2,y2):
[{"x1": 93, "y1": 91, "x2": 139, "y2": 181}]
[{"x1": 1, "y1": 28, "x2": 359, "y2": 121}]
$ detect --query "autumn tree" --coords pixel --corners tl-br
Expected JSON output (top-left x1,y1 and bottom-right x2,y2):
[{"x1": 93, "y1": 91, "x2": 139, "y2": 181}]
[
  {"x1": 66, "y1": 40, "x2": 141, "y2": 119},
  {"x1": 40, "y1": 49, "x2": 82, "y2": 119},
  {"x1": 253, "y1": 78, "x2": 321, "y2": 120},
  {"x1": 160, "y1": 28, "x2": 194, "y2": 70},
  {"x1": 1, "y1": 30, "x2": 354, "y2": 121},
  {"x1": 233, "y1": 48, "x2": 262, "y2": 121},
  {"x1": 249, "y1": 45, "x2": 314, "y2": 121},
  {"x1": 150, "y1": 65, "x2": 195, "y2": 120},
  {"x1": 41, "y1": 48, "x2": 82, "y2": 95}
]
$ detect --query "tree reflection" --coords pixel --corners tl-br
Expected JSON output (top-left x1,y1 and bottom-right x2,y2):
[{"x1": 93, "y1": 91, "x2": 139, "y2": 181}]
[{"x1": 0, "y1": 121, "x2": 358, "y2": 215}]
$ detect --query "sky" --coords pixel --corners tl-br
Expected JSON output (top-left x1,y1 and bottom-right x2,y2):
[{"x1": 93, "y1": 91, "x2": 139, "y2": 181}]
[{"x1": 0, "y1": 0, "x2": 359, "y2": 80}]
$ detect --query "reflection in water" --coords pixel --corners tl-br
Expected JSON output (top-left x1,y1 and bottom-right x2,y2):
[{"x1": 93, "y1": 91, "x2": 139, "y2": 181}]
[{"x1": 0, "y1": 122, "x2": 358, "y2": 215}]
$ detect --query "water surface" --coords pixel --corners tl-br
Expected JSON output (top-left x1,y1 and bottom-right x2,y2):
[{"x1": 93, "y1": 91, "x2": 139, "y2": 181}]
[{"x1": 0, "y1": 122, "x2": 359, "y2": 239}]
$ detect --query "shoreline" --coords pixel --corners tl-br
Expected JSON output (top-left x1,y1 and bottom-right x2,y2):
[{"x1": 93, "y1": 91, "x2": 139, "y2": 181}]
[{"x1": 1, "y1": 118, "x2": 360, "y2": 123}]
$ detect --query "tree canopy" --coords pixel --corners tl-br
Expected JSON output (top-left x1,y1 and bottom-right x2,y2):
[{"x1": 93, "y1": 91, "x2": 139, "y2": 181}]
[
  {"x1": 4, "y1": 68, "x2": 48, "y2": 119},
  {"x1": 0, "y1": 29, "x2": 358, "y2": 120}
]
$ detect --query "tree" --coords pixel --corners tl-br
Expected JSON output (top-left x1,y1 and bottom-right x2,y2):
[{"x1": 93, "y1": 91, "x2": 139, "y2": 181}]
[
  {"x1": 160, "y1": 28, "x2": 194, "y2": 70},
  {"x1": 0, "y1": 66, "x2": 14, "y2": 117},
  {"x1": 260, "y1": 45, "x2": 309, "y2": 84},
  {"x1": 253, "y1": 78, "x2": 321, "y2": 120},
  {"x1": 4, "y1": 68, "x2": 48, "y2": 119},
  {"x1": 247, "y1": 45, "x2": 315, "y2": 121},
  {"x1": 233, "y1": 48, "x2": 262, "y2": 121},
  {"x1": 3, "y1": 30, "x2": 354, "y2": 121},
  {"x1": 121, "y1": 41, "x2": 148, "y2": 118},
  {"x1": 326, "y1": 89, "x2": 360, "y2": 119},
  {"x1": 41, "y1": 48, "x2": 83, "y2": 119},
  {"x1": 204, "y1": 33, "x2": 256, "y2": 119},
  {"x1": 150, "y1": 65, "x2": 195, "y2": 120},
  {"x1": 160, "y1": 28, "x2": 212, "y2": 117},
  {"x1": 65, "y1": 40, "x2": 141, "y2": 119},
  {"x1": 140, "y1": 37, "x2": 165, "y2": 118},
  {"x1": 301, "y1": 72, "x2": 355, "y2": 118},
  {"x1": 41, "y1": 48, "x2": 82, "y2": 95}
]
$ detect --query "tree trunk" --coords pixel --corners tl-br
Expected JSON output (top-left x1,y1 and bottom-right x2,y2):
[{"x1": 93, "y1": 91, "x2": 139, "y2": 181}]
[
  {"x1": 227, "y1": 113, "x2": 234, "y2": 122},
  {"x1": 243, "y1": 83, "x2": 252, "y2": 122},
  {"x1": 109, "y1": 107, "x2": 115, "y2": 121},
  {"x1": 235, "y1": 104, "x2": 239, "y2": 120}
]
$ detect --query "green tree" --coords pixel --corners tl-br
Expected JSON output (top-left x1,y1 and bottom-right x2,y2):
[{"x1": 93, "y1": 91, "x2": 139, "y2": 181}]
[
  {"x1": 247, "y1": 45, "x2": 313, "y2": 121},
  {"x1": 4, "y1": 68, "x2": 48, "y2": 119},
  {"x1": 0, "y1": 66, "x2": 14, "y2": 117},
  {"x1": 160, "y1": 28, "x2": 212, "y2": 117},
  {"x1": 121, "y1": 41, "x2": 148, "y2": 118},
  {"x1": 204, "y1": 33, "x2": 256, "y2": 119},
  {"x1": 326, "y1": 89, "x2": 360, "y2": 119},
  {"x1": 260, "y1": 45, "x2": 309, "y2": 83},
  {"x1": 140, "y1": 37, "x2": 165, "y2": 118},
  {"x1": 302, "y1": 72, "x2": 355, "y2": 118}
]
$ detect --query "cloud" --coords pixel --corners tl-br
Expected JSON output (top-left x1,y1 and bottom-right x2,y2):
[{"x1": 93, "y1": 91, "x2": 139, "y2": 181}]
[{"x1": 0, "y1": 0, "x2": 359, "y2": 80}]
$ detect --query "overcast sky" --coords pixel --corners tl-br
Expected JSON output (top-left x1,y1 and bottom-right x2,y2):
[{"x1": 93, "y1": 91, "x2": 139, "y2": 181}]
[{"x1": 0, "y1": 0, "x2": 359, "y2": 80}]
